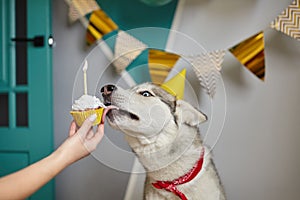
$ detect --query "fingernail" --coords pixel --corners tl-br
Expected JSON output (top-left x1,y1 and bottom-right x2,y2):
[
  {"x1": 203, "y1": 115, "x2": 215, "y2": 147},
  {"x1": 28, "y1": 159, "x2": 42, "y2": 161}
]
[{"x1": 88, "y1": 114, "x2": 97, "y2": 122}]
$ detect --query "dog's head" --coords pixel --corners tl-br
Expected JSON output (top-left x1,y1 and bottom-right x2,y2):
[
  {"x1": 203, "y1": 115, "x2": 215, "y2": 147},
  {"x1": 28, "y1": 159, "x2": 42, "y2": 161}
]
[{"x1": 101, "y1": 83, "x2": 207, "y2": 139}]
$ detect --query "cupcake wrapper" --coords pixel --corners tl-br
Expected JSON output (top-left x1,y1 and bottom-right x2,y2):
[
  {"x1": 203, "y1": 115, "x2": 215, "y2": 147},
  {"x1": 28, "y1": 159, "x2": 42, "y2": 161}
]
[{"x1": 70, "y1": 108, "x2": 104, "y2": 127}]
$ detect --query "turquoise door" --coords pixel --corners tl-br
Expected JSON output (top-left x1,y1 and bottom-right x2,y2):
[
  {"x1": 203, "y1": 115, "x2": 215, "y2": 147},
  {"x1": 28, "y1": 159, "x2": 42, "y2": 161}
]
[{"x1": 0, "y1": 0, "x2": 54, "y2": 199}]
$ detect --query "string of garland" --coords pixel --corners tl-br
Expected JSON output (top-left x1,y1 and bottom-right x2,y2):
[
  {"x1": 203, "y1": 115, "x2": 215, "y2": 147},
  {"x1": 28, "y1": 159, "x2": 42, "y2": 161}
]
[{"x1": 65, "y1": 0, "x2": 300, "y2": 99}]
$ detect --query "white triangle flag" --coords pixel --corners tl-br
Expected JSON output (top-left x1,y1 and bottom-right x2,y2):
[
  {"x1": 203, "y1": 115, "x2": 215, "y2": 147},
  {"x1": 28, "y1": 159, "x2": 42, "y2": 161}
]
[
  {"x1": 66, "y1": 0, "x2": 100, "y2": 23},
  {"x1": 184, "y1": 50, "x2": 225, "y2": 97},
  {"x1": 113, "y1": 31, "x2": 148, "y2": 73}
]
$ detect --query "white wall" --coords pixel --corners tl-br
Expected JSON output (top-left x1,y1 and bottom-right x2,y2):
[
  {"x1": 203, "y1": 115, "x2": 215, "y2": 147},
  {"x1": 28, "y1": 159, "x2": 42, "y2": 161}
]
[
  {"x1": 53, "y1": 0, "x2": 300, "y2": 199},
  {"x1": 171, "y1": 0, "x2": 300, "y2": 199}
]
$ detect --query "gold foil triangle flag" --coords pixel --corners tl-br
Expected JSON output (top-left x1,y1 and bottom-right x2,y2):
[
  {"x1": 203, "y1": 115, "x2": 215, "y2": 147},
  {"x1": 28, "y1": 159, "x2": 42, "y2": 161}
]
[
  {"x1": 160, "y1": 69, "x2": 186, "y2": 100},
  {"x1": 86, "y1": 9, "x2": 119, "y2": 45},
  {"x1": 270, "y1": 0, "x2": 300, "y2": 41},
  {"x1": 66, "y1": 0, "x2": 100, "y2": 24},
  {"x1": 148, "y1": 49, "x2": 181, "y2": 84},
  {"x1": 229, "y1": 31, "x2": 265, "y2": 81},
  {"x1": 113, "y1": 31, "x2": 148, "y2": 73},
  {"x1": 184, "y1": 50, "x2": 225, "y2": 98}
]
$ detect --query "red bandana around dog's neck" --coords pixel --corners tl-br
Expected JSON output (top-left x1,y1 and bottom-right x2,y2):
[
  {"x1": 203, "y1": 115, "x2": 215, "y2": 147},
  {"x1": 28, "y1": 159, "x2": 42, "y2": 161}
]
[{"x1": 152, "y1": 148, "x2": 205, "y2": 200}]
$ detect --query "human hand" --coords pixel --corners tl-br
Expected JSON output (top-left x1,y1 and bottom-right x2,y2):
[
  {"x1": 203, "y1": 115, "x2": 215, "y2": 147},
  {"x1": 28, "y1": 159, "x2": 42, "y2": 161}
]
[{"x1": 56, "y1": 114, "x2": 104, "y2": 165}]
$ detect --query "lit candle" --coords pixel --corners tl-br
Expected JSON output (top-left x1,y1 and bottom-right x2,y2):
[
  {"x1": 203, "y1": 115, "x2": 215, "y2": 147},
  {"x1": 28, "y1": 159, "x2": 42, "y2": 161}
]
[{"x1": 83, "y1": 60, "x2": 88, "y2": 95}]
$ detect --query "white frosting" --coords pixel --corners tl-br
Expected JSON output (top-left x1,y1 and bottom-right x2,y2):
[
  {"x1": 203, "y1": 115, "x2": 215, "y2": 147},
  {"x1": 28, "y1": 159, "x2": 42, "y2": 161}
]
[{"x1": 72, "y1": 95, "x2": 105, "y2": 111}]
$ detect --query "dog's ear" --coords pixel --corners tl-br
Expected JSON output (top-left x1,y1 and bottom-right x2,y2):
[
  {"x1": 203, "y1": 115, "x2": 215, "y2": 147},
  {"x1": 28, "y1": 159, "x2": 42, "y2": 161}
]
[{"x1": 175, "y1": 100, "x2": 207, "y2": 126}]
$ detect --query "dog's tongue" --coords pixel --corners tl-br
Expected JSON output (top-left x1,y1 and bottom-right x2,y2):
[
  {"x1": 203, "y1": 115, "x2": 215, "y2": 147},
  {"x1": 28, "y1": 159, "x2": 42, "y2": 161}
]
[{"x1": 101, "y1": 105, "x2": 119, "y2": 123}]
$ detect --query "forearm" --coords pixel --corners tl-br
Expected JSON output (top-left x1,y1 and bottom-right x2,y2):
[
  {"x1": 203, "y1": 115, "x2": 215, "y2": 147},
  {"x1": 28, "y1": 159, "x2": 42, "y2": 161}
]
[
  {"x1": 0, "y1": 118, "x2": 103, "y2": 200},
  {"x1": 0, "y1": 150, "x2": 70, "y2": 200}
]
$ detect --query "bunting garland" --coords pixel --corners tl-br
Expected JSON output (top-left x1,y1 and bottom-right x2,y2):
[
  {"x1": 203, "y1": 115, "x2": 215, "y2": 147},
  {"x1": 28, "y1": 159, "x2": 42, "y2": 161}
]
[{"x1": 65, "y1": 0, "x2": 300, "y2": 99}]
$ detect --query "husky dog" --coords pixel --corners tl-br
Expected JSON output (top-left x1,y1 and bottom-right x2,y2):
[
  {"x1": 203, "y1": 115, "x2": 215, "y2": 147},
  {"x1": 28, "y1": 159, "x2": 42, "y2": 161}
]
[{"x1": 101, "y1": 83, "x2": 225, "y2": 200}]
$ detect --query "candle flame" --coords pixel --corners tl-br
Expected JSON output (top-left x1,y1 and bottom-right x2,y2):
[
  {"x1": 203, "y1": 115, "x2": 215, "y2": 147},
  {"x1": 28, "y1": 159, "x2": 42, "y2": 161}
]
[{"x1": 83, "y1": 59, "x2": 88, "y2": 72}]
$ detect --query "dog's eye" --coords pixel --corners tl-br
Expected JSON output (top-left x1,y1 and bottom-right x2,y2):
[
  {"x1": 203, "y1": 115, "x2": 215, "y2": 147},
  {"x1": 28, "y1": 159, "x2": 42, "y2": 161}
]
[{"x1": 140, "y1": 91, "x2": 152, "y2": 97}]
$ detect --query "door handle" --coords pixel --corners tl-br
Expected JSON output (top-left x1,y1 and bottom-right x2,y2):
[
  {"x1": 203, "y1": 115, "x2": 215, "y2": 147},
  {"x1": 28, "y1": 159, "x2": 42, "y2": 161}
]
[{"x1": 11, "y1": 35, "x2": 44, "y2": 47}]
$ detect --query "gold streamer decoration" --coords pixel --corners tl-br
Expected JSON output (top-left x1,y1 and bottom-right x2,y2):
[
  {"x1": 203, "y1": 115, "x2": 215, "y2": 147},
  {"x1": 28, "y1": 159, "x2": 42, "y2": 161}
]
[
  {"x1": 148, "y1": 49, "x2": 180, "y2": 84},
  {"x1": 86, "y1": 9, "x2": 119, "y2": 45},
  {"x1": 270, "y1": 0, "x2": 300, "y2": 41},
  {"x1": 229, "y1": 31, "x2": 265, "y2": 81}
]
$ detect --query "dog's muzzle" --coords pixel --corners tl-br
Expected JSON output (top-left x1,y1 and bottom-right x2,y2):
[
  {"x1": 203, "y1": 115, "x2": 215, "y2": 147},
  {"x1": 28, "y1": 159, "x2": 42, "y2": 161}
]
[
  {"x1": 101, "y1": 84, "x2": 116, "y2": 106},
  {"x1": 100, "y1": 84, "x2": 139, "y2": 121}
]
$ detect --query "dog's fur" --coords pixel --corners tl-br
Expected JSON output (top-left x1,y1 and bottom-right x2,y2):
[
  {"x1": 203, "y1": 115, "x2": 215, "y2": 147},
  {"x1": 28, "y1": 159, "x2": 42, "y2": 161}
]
[{"x1": 102, "y1": 83, "x2": 225, "y2": 200}]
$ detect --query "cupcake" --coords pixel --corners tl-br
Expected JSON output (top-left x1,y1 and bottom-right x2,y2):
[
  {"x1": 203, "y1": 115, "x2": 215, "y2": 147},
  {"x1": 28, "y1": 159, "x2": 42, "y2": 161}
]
[{"x1": 70, "y1": 94, "x2": 106, "y2": 126}]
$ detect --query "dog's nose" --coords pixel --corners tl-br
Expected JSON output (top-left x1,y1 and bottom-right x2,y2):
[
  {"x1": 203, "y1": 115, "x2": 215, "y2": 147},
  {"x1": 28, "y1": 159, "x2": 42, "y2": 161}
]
[
  {"x1": 101, "y1": 84, "x2": 116, "y2": 96},
  {"x1": 101, "y1": 85, "x2": 116, "y2": 106}
]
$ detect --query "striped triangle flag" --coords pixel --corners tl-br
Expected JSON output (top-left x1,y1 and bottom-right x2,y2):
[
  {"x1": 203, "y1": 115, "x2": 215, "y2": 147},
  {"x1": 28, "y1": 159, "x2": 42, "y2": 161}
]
[
  {"x1": 270, "y1": 0, "x2": 300, "y2": 41},
  {"x1": 184, "y1": 50, "x2": 225, "y2": 98},
  {"x1": 66, "y1": 0, "x2": 99, "y2": 24},
  {"x1": 113, "y1": 30, "x2": 148, "y2": 73}
]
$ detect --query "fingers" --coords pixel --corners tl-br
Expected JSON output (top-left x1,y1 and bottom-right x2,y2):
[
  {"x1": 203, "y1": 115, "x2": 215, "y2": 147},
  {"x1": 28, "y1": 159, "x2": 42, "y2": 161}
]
[
  {"x1": 69, "y1": 121, "x2": 77, "y2": 137},
  {"x1": 86, "y1": 129, "x2": 95, "y2": 140},
  {"x1": 97, "y1": 123, "x2": 104, "y2": 137},
  {"x1": 93, "y1": 123, "x2": 105, "y2": 144},
  {"x1": 74, "y1": 114, "x2": 104, "y2": 153},
  {"x1": 78, "y1": 114, "x2": 97, "y2": 138},
  {"x1": 86, "y1": 124, "x2": 104, "y2": 142}
]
